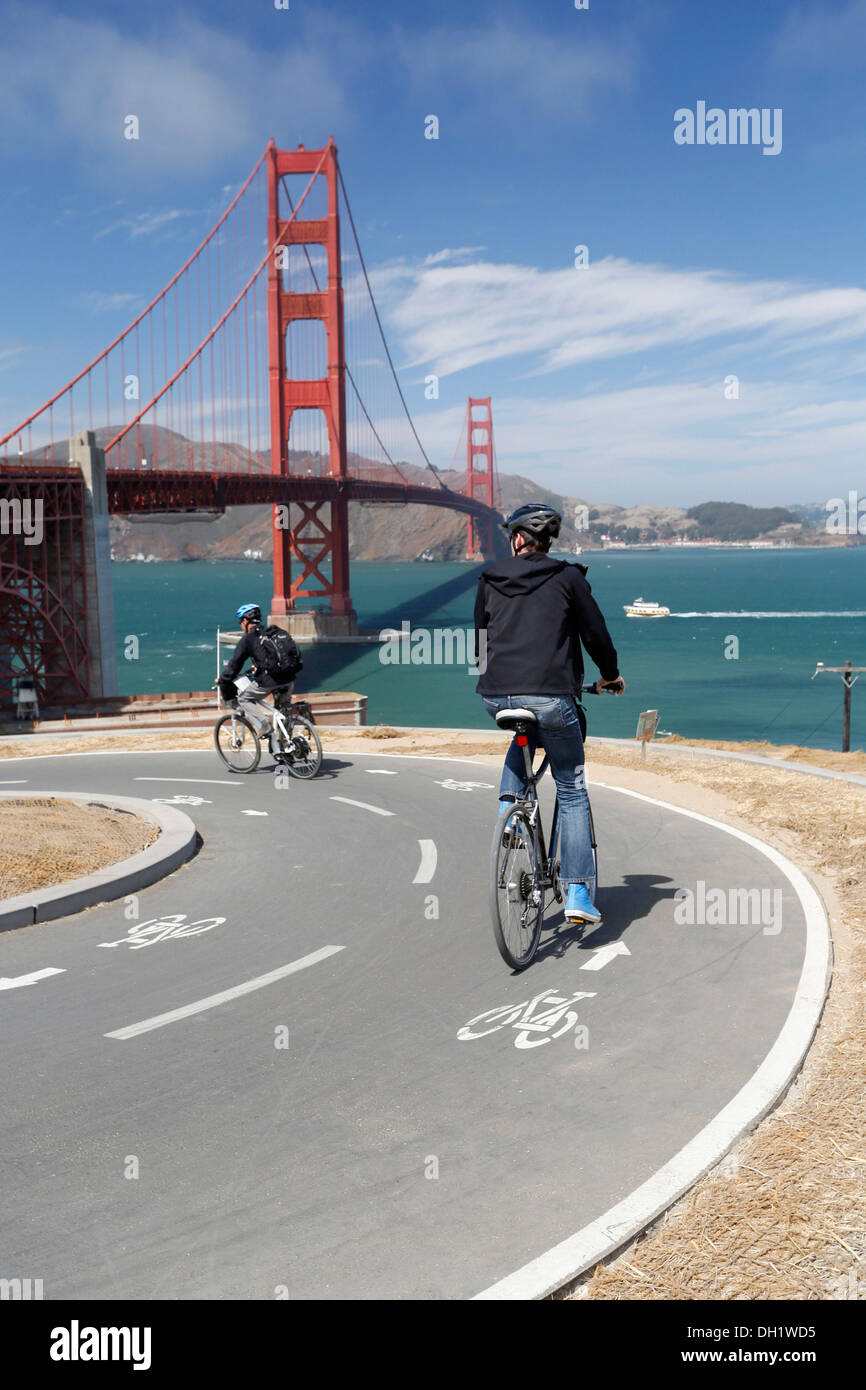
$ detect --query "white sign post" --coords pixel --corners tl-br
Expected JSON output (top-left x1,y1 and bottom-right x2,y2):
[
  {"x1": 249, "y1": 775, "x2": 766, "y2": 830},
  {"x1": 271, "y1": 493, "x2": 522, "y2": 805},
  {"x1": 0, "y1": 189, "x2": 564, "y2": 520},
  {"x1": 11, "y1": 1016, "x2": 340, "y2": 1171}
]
[{"x1": 636, "y1": 709, "x2": 659, "y2": 760}]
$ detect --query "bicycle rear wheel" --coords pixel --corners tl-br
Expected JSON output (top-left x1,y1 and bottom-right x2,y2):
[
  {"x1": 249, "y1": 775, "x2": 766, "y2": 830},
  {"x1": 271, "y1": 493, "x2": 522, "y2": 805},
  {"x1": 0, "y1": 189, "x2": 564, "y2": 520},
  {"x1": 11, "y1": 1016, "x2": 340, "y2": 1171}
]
[
  {"x1": 282, "y1": 715, "x2": 323, "y2": 779},
  {"x1": 489, "y1": 806, "x2": 544, "y2": 970},
  {"x1": 214, "y1": 712, "x2": 261, "y2": 773}
]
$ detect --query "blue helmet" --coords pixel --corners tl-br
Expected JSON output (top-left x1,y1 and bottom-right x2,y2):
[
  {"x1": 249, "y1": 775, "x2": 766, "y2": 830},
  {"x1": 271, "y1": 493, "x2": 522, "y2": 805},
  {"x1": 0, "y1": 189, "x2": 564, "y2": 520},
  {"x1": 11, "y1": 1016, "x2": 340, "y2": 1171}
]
[{"x1": 236, "y1": 603, "x2": 261, "y2": 623}]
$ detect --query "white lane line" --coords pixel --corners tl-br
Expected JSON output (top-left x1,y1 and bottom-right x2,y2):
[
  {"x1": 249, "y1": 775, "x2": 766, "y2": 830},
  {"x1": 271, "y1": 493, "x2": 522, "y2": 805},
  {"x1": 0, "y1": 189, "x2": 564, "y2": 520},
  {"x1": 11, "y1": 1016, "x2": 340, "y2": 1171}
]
[
  {"x1": 580, "y1": 942, "x2": 631, "y2": 972},
  {"x1": 241, "y1": 809, "x2": 269, "y2": 816},
  {"x1": 474, "y1": 781, "x2": 831, "y2": 1300},
  {"x1": 0, "y1": 780, "x2": 29, "y2": 784},
  {"x1": 0, "y1": 968, "x2": 66, "y2": 991},
  {"x1": 105, "y1": 946, "x2": 345, "y2": 1040},
  {"x1": 413, "y1": 839, "x2": 438, "y2": 884},
  {"x1": 366, "y1": 769, "x2": 398, "y2": 775},
  {"x1": 134, "y1": 777, "x2": 240, "y2": 786},
  {"x1": 329, "y1": 796, "x2": 394, "y2": 817}
]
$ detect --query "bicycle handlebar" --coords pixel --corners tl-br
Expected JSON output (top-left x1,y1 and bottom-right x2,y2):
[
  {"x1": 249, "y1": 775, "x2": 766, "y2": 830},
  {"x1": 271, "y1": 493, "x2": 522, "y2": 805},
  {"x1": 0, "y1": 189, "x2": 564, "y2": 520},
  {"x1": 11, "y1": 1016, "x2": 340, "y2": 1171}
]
[{"x1": 581, "y1": 680, "x2": 625, "y2": 695}]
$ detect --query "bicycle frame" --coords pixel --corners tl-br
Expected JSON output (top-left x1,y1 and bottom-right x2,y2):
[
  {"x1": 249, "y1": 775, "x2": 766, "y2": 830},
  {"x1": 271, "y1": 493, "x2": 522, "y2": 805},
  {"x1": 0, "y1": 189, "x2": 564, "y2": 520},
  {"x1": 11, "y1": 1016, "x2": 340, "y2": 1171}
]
[{"x1": 512, "y1": 739, "x2": 561, "y2": 896}]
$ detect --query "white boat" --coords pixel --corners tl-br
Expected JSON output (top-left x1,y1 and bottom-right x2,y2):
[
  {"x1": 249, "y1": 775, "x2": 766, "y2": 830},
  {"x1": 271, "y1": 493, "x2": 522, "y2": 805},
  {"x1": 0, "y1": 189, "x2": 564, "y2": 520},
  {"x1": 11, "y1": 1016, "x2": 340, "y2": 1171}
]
[{"x1": 624, "y1": 596, "x2": 670, "y2": 618}]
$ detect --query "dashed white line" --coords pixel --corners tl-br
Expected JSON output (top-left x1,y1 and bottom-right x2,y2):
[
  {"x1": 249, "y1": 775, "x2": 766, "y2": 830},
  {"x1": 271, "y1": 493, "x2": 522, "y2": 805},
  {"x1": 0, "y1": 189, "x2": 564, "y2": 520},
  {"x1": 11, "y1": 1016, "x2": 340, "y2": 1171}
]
[
  {"x1": 366, "y1": 769, "x2": 398, "y2": 775},
  {"x1": 413, "y1": 840, "x2": 438, "y2": 884},
  {"x1": 241, "y1": 809, "x2": 269, "y2": 816},
  {"x1": 134, "y1": 778, "x2": 240, "y2": 786},
  {"x1": 0, "y1": 780, "x2": 29, "y2": 784},
  {"x1": 104, "y1": 946, "x2": 345, "y2": 1040},
  {"x1": 329, "y1": 796, "x2": 394, "y2": 817}
]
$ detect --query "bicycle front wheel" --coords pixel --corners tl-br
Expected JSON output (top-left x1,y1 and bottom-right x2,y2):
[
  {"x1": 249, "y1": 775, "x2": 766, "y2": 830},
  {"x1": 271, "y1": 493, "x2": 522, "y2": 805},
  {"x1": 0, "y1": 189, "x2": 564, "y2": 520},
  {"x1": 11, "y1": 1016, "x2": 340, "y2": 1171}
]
[
  {"x1": 214, "y1": 712, "x2": 261, "y2": 773},
  {"x1": 282, "y1": 716, "x2": 323, "y2": 779},
  {"x1": 489, "y1": 806, "x2": 544, "y2": 970}
]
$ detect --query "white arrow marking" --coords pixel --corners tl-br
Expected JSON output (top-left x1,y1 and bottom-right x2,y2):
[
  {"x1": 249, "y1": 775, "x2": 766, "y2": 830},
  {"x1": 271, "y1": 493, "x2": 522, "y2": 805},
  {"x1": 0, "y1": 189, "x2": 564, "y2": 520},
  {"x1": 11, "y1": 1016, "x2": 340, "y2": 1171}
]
[
  {"x1": 0, "y1": 967, "x2": 66, "y2": 991},
  {"x1": 580, "y1": 942, "x2": 631, "y2": 972},
  {"x1": 240, "y1": 809, "x2": 269, "y2": 816},
  {"x1": 413, "y1": 839, "x2": 438, "y2": 884}
]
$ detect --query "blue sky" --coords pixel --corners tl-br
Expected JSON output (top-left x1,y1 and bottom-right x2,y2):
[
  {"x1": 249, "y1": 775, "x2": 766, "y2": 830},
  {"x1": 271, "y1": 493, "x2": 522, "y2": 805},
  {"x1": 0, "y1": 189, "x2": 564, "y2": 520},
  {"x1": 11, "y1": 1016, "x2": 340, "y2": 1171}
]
[{"x1": 2, "y1": 0, "x2": 866, "y2": 505}]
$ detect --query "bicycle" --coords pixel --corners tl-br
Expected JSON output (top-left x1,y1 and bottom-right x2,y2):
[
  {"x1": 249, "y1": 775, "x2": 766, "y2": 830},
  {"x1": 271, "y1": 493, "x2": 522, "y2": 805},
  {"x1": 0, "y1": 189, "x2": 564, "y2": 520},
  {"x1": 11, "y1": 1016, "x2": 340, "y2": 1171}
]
[
  {"x1": 489, "y1": 683, "x2": 621, "y2": 971},
  {"x1": 213, "y1": 675, "x2": 323, "y2": 778}
]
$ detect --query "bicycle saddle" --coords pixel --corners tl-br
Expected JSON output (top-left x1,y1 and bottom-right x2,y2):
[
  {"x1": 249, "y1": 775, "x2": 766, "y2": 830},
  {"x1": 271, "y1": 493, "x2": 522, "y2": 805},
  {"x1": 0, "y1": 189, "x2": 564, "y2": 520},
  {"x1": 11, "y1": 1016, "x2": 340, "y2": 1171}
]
[{"x1": 495, "y1": 707, "x2": 538, "y2": 730}]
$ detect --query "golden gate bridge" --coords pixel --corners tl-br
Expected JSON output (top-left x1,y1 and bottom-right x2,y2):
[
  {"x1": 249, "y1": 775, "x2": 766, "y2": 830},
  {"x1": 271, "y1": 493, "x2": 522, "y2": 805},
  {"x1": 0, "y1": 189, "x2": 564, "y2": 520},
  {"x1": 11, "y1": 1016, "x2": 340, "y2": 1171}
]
[{"x1": 0, "y1": 138, "x2": 502, "y2": 706}]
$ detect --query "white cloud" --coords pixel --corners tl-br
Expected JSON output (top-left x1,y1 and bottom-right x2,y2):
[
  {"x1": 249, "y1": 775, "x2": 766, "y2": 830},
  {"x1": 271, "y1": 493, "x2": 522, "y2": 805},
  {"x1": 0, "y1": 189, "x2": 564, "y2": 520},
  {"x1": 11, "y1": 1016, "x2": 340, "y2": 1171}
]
[
  {"x1": 376, "y1": 253, "x2": 866, "y2": 379},
  {"x1": 772, "y1": 0, "x2": 866, "y2": 68},
  {"x1": 410, "y1": 379, "x2": 866, "y2": 505},
  {"x1": 423, "y1": 247, "x2": 488, "y2": 266},
  {"x1": 0, "y1": 341, "x2": 30, "y2": 371},
  {"x1": 79, "y1": 292, "x2": 143, "y2": 314},
  {"x1": 1, "y1": 5, "x2": 354, "y2": 178},
  {"x1": 95, "y1": 210, "x2": 198, "y2": 241},
  {"x1": 395, "y1": 17, "x2": 637, "y2": 121}
]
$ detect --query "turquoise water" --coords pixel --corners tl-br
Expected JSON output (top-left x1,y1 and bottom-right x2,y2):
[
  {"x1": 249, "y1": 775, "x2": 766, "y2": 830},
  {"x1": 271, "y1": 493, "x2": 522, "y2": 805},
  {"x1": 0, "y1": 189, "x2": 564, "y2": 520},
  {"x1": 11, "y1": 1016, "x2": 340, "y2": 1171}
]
[{"x1": 111, "y1": 549, "x2": 866, "y2": 749}]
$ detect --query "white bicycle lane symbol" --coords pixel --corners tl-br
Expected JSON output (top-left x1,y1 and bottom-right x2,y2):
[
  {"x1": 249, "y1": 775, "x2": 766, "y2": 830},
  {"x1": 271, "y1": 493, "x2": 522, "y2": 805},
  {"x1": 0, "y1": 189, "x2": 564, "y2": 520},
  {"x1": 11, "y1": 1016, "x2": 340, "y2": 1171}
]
[
  {"x1": 97, "y1": 915, "x2": 226, "y2": 949},
  {"x1": 457, "y1": 989, "x2": 596, "y2": 1050}
]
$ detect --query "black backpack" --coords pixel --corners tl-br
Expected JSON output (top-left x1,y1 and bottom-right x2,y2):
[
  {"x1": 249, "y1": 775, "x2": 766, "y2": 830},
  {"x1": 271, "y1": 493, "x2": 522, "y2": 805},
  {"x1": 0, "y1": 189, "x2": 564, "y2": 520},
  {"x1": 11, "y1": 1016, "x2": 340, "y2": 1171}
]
[{"x1": 258, "y1": 625, "x2": 303, "y2": 682}]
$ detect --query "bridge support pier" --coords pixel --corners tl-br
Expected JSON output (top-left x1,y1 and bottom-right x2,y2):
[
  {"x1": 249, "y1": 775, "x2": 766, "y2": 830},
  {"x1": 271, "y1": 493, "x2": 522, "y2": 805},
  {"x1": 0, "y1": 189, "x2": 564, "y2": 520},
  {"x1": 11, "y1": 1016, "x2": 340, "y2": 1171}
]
[{"x1": 71, "y1": 431, "x2": 118, "y2": 698}]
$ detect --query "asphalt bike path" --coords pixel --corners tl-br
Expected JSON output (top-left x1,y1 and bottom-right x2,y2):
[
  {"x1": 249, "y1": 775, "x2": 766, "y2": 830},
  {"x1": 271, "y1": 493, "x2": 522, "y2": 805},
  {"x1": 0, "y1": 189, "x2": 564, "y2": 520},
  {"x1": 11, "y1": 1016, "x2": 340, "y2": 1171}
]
[{"x1": 0, "y1": 748, "x2": 812, "y2": 1299}]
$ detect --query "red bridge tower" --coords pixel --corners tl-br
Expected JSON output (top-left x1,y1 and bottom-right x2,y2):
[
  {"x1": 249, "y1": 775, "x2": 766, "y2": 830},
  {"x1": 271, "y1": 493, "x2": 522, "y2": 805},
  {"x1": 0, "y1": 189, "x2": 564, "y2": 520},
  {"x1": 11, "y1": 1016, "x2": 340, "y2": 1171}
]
[
  {"x1": 466, "y1": 397, "x2": 497, "y2": 560},
  {"x1": 267, "y1": 138, "x2": 355, "y2": 636}
]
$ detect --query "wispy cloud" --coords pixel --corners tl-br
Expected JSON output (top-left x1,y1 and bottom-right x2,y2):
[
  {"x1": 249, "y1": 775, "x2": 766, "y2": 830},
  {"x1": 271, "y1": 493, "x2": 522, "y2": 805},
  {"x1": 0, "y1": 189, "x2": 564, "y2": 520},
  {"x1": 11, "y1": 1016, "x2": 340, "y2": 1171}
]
[
  {"x1": 79, "y1": 291, "x2": 143, "y2": 314},
  {"x1": 378, "y1": 253, "x2": 866, "y2": 378},
  {"x1": 772, "y1": 0, "x2": 866, "y2": 68},
  {"x1": 423, "y1": 247, "x2": 488, "y2": 266},
  {"x1": 0, "y1": 341, "x2": 30, "y2": 371},
  {"x1": 394, "y1": 17, "x2": 637, "y2": 122},
  {"x1": 1, "y1": 4, "x2": 354, "y2": 178},
  {"x1": 95, "y1": 210, "x2": 198, "y2": 241}
]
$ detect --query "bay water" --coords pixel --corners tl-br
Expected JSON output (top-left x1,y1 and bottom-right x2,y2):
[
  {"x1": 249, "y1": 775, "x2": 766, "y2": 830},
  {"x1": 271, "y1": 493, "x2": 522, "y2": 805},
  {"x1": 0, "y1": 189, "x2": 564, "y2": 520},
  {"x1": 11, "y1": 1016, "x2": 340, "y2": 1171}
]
[{"x1": 111, "y1": 548, "x2": 866, "y2": 750}]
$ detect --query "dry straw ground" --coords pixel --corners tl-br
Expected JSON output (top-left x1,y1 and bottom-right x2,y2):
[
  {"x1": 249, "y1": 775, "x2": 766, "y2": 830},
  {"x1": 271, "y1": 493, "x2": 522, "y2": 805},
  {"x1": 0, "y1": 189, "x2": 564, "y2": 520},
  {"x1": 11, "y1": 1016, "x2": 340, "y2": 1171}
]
[
  {"x1": 0, "y1": 797, "x2": 158, "y2": 899},
  {"x1": 1, "y1": 725, "x2": 863, "y2": 1299}
]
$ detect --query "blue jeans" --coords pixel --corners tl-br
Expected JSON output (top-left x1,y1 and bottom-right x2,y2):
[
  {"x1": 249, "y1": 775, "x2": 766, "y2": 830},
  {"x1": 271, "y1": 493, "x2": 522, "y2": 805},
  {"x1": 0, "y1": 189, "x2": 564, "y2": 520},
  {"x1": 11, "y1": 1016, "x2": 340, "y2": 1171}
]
[{"x1": 482, "y1": 694, "x2": 596, "y2": 897}]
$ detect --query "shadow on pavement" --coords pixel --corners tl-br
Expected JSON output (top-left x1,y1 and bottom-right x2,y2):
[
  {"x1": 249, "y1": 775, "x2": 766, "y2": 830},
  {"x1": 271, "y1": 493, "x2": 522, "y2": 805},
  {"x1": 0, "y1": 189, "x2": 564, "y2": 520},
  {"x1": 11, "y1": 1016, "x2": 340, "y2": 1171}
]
[{"x1": 534, "y1": 872, "x2": 678, "y2": 964}]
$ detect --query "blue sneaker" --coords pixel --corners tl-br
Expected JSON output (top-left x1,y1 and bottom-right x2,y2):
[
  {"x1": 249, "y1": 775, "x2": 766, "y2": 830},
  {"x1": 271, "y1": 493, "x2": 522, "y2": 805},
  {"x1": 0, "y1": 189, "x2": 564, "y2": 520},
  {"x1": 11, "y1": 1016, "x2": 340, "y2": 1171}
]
[{"x1": 565, "y1": 883, "x2": 601, "y2": 924}]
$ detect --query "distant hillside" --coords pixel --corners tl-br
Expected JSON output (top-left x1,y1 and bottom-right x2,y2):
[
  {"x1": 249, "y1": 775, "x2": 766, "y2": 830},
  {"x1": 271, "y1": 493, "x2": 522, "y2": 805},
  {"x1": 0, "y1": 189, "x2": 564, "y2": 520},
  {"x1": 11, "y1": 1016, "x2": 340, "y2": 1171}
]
[
  {"x1": 67, "y1": 422, "x2": 851, "y2": 560},
  {"x1": 686, "y1": 501, "x2": 799, "y2": 542}
]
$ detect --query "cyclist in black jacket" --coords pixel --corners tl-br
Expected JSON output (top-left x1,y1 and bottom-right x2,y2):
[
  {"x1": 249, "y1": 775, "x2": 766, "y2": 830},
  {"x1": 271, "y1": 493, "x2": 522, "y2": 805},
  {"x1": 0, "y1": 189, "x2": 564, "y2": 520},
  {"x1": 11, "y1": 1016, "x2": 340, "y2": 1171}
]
[
  {"x1": 218, "y1": 603, "x2": 297, "y2": 746},
  {"x1": 475, "y1": 503, "x2": 625, "y2": 926}
]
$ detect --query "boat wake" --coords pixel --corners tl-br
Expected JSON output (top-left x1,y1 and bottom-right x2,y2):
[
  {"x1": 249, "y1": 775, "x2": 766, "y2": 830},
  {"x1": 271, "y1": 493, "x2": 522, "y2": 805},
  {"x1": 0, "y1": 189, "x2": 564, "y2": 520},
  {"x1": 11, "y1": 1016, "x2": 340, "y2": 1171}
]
[{"x1": 669, "y1": 611, "x2": 866, "y2": 619}]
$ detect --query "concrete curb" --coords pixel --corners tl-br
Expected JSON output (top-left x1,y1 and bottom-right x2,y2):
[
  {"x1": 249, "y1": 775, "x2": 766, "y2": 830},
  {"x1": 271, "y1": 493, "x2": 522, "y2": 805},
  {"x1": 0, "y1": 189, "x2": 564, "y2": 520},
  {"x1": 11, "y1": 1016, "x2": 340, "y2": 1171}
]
[
  {"x1": 473, "y1": 781, "x2": 833, "y2": 1300},
  {"x1": 0, "y1": 791, "x2": 198, "y2": 931}
]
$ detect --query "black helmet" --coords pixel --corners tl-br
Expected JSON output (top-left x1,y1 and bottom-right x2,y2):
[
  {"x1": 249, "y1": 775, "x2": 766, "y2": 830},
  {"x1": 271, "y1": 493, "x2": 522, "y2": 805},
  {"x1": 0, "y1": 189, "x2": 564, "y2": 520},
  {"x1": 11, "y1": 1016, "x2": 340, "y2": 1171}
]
[{"x1": 501, "y1": 503, "x2": 562, "y2": 543}]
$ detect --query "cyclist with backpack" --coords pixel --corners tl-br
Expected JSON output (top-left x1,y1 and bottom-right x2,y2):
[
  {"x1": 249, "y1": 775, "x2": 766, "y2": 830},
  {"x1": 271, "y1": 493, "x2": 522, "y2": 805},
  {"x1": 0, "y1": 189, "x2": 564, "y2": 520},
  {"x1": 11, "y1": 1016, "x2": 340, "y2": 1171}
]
[{"x1": 218, "y1": 603, "x2": 303, "y2": 750}]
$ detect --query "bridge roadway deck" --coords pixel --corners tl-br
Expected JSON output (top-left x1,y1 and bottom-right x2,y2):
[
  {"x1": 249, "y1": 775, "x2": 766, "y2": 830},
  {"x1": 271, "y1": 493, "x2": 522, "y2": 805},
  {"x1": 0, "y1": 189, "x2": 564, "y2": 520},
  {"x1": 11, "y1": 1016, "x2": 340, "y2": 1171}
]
[
  {"x1": 0, "y1": 747, "x2": 818, "y2": 1299},
  {"x1": 105, "y1": 469, "x2": 497, "y2": 517}
]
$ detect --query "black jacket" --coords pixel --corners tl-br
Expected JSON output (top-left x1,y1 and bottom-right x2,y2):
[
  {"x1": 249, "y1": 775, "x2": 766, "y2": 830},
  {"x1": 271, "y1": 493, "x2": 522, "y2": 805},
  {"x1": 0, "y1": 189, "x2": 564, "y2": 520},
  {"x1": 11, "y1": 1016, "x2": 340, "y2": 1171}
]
[
  {"x1": 474, "y1": 553, "x2": 619, "y2": 696},
  {"x1": 222, "y1": 623, "x2": 275, "y2": 686}
]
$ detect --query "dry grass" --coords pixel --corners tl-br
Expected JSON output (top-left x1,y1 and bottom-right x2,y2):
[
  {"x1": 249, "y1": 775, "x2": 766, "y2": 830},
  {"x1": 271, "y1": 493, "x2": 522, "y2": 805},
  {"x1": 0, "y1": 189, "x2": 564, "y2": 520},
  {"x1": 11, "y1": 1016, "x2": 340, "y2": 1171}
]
[
  {"x1": 561, "y1": 741, "x2": 866, "y2": 1301},
  {"x1": 0, "y1": 797, "x2": 158, "y2": 899}
]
